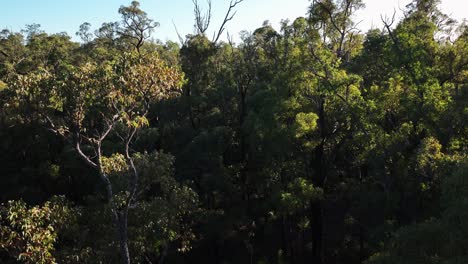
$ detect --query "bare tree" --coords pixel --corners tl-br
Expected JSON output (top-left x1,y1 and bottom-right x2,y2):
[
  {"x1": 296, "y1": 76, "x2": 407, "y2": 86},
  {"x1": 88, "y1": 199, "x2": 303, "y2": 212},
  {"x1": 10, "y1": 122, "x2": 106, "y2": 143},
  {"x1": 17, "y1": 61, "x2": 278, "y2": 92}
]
[
  {"x1": 193, "y1": 0, "x2": 212, "y2": 34},
  {"x1": 213, "y1": 0, "x2": 244, "y2": 43},
  {"x1": 187, "y1": 0, "x2": 244, "y2": 43}
]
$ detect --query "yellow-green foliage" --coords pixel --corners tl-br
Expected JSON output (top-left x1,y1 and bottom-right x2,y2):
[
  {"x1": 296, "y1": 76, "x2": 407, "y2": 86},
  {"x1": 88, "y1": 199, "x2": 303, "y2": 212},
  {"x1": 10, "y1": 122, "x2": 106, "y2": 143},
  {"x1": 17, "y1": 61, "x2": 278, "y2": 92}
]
[
  {"x1": 280, "y1": 177, "x2": 323, "y2": 214},
  {"x1": 295, "y1": 112, "x2": 319, "y2": 138},
  {"x1": 415, "y1": 137, "x2": 444, "y2": 177},
  {"x1": 100, "y1": 153, "x2": 128, "y2": 176},
  {"x1": 0, "y1": 196, "x2": 76, "y2": 264}
]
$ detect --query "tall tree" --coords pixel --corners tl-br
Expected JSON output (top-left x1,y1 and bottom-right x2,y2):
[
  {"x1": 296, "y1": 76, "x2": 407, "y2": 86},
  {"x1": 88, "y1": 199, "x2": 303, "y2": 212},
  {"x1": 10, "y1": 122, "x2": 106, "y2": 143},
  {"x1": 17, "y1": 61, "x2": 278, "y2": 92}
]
[{"x1": 5, "y1": 51, "x2": 183, "y2": 263}]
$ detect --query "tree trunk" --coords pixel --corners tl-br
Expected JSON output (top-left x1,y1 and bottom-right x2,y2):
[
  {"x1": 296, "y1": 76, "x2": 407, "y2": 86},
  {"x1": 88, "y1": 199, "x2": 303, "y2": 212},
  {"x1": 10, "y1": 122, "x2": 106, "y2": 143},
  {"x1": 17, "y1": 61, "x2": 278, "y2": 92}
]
[
  {"x1": 310, "y1": 188, "x2": 323, "y2": 264},
  {"x1": 310, "y1": 97, "x2": 326, "y2": 264},
  {"x1": 101, "y1": 170, "x2": 131, "y2": 264},
  {"x1": 117, "y1": 210, "x2": 131, "y2": 264}
]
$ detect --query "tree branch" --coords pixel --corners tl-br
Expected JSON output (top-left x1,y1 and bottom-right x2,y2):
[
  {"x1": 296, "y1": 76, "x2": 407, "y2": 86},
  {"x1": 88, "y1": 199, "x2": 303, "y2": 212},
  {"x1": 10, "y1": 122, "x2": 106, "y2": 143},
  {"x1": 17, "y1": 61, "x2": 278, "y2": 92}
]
[
  {"x1": 74, "y1": 132, "x2": 98, "y2": 169},
  {"x1": 213, "y1": 0, "x2": 244, "y2": 43},
  {"x1": 0, "y1": 49, "x2": 8, "y2": 58},
  {"x1": 193, "y1": 0, "x2": 212, "y2": 34}
]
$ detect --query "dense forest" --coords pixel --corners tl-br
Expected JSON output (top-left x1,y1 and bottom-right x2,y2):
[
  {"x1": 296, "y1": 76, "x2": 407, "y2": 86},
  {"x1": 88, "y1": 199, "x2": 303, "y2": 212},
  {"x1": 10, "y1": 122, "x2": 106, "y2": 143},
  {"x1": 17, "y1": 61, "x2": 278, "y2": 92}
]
[{"x1": 0, "y1": 0, "x2": 467, "y2": 263}]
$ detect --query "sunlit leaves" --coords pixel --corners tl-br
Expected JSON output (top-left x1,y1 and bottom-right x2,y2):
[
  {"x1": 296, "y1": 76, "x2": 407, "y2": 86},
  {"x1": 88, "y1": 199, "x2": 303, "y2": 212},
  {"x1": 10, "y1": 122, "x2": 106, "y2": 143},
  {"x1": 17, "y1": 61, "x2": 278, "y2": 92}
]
[
  {"x1": 295, "y1": 112, "x2": 319, "y2": 138},
  {"x1": 101, "y1": 153, "x2": 128, "y2": 176},
  {"x1": 280, "y1": 178, "x2": 323, "y2": 214},
  {"x1": 415, "y1": 137, "x2": 444, "y2": 178},
  {"x1": 0, "y1": 197, "x2": 77, "y2": 264}
]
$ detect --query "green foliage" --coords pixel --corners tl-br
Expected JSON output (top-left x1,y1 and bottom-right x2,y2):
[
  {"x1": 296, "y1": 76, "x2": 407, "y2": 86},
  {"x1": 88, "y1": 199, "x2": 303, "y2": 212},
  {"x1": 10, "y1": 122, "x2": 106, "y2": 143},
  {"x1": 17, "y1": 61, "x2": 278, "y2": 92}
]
[
  {"x1": 0, "y1": 0, "x2": 467, "y2": 263},
  {"x1": 280, "y1": 178, "x2": 323, "y2": 214},
  {"x1": 415, "y1": 136, "x2": 444, "y2": 177},
  {"x1": 131, "y1": 151, "x2": 199, "y2": 256},
  {"x1": 0, "y1": 197, "x2": 77, "y2": 264},
  {"x1": 366, "y1": 161, "x2": 468, "y2": 264},
  {"x1": 294, "y1": 112, "x2": 319, "y2": 138},
  {"x1": 101, "y1": 153, "x2": 128, "y2": 176}
]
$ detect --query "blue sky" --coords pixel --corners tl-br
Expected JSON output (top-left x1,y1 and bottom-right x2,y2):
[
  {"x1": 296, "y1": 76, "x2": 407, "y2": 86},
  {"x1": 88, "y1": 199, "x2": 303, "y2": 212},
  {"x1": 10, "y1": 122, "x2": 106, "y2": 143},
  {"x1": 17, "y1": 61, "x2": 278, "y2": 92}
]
[{"x1": 1, "y1": 0, "x2": 466, "y2": 43}]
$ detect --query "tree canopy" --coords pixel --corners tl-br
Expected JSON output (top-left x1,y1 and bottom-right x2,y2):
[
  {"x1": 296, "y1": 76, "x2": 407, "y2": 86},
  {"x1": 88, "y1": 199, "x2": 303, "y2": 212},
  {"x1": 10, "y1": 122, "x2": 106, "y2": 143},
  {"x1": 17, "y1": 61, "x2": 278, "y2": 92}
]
[{"x1": 0, "y1": 1, "x2": 466, "y2": 263}]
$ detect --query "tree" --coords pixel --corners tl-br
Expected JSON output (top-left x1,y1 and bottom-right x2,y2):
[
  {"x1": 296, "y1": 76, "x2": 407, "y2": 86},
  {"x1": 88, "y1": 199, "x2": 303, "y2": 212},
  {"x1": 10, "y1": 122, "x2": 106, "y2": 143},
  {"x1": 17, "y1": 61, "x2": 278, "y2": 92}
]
[
  {"x1": 5, "y1": 51, "x2": 184, "y2": 263},
  {"x1": 1, "y1": 1, "x2": 467, "y2": 263},
  {"x1": 76, "y1": 22, "x2": 93, "y2": 43},
  {"x1": 117, "y1": 1, "x2": 159, "y2": 53},
  {"x1": 0, "y1": 196, "x2": 76, "y2": 264},
  {"x1": 366, "y1": 159, "x2": 468, "y2": 264}
]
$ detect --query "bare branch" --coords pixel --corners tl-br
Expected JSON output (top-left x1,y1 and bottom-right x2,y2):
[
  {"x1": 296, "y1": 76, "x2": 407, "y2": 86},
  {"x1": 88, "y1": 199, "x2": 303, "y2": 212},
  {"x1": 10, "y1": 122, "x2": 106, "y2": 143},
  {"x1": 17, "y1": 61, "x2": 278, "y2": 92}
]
[
  {"x1": 226, "y1": 31, "x2": 235, "y2": 48},
  {"x1": 193, "y1": 0, "x2": 212, "y2": 34},
  {"x1": 74, "y1": 133, "x2": 98, "y2": 169},
  {"x1": 381, "y1": 10, "x2": 403, "y2": 54},
  {"x1": 0, "y1": 49, "x2": 8, "y2": 58},
  {"x1": 125, "y1": 126, "x2": 139, "y2": 207},
  {"x1": 213, "y1": 0, "x2": 244, "y2": 43},
  {"x1": 172, "y1": 20, "x2": 185, "y2": 46},
  {"x1": 99, "y1": 114, "x2": 119, "y2": 142},
  {"x1": 380, "y1": 9, "x2": 396, "y2": 30}
]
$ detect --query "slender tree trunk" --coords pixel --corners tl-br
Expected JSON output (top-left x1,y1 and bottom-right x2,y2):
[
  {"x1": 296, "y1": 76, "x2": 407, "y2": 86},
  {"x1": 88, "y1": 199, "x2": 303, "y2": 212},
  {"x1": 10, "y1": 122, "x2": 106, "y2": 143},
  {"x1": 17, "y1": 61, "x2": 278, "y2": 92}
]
[
  {"x1": 117, "y1": 210, "x2": 131, "y2": 264},
  {"x1": 213, "y1": 237, "x2": 221, "y2": 264},
  {"x1": 281, "y1": 216, "x2": 287, "y2": 259},
  {"x1": 104, "y1": 175, "x2": 131, "y2": 264},
  {"x1": 310, "y1": 97, "x2": 326, "y2": 264},
  {"x1": 310, "y1": 193, "x2": 323, "y2": 264},
  {"x1": 358, "y1": 165, "x2": 367, "y2": 262},
  {"x1": 159, "y1": 243, "x2": 169, "y2": 264},
  {"x1": 99, "y1": 164, "x2": 132, "y2": 264}
]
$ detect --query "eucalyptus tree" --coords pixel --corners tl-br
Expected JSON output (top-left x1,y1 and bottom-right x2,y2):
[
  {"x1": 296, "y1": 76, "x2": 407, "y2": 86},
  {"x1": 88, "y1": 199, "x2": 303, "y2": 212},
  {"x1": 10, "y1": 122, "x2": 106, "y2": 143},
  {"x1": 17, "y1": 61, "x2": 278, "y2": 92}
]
[
  {"x1": 4, "y1": 3, "x2": 185, "y2": 259},
  {"x1": 280, "y1": 1, "x2": 367, "y2": 262},
  {"x1": 5, "y1": 49, "x2": 184, "y2": 263},
  {"x1": 117, "y1": 1, "x2": 160, "y2": 53}
]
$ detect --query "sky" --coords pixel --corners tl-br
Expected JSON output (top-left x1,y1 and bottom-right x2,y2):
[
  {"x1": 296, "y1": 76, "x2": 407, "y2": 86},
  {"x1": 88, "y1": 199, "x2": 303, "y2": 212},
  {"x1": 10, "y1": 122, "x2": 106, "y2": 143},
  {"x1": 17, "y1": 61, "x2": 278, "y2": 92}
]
[{"x1": 1, "y1": 0, "x2": 467, "y2": 43}]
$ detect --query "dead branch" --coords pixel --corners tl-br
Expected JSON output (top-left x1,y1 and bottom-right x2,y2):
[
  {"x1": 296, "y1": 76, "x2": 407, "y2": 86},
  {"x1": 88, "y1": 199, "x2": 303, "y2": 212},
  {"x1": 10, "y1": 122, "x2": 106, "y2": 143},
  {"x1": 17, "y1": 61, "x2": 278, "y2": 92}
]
[
  {"x1": 213, "y1": 0, "x2": 244, "y2": 43},
  {"x1": 381, "y1": 10, "x2": 400, "y2": 50},
  {"x1": 193, "y1": 0, "x2": 212, "y2": 34},
  {"x1": 172, "y1": 19, "x2": 185, "y2": 46}
]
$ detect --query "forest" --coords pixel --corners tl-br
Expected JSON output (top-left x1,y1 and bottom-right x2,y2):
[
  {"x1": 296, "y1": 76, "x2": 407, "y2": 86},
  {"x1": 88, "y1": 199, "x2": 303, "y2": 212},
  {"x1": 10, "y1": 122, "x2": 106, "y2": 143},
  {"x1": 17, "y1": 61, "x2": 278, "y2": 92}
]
[{"x1": 0, "y1": 0, "x2": 467, "y2": 263}]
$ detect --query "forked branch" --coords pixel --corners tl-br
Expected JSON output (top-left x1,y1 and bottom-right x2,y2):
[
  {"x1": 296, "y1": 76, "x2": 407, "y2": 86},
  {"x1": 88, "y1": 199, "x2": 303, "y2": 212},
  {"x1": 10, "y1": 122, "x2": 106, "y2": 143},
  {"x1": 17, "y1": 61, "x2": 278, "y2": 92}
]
[
  {"x1": 213, "y1": 0, "x2": 244, "y2": 43},
  {"x1": 193, "y1": 0, "x2": 212, "y2": 34}
]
